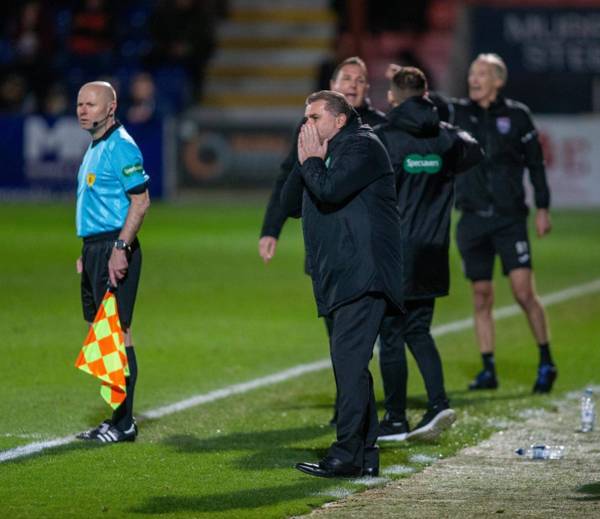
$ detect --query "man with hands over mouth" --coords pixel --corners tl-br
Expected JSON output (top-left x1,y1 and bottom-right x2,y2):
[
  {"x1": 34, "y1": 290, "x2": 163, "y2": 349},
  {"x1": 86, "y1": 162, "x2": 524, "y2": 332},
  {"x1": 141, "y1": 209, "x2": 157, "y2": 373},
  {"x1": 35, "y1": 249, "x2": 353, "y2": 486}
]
[{"x1": 280, "y1": 90, "x2": 404, "y2": 478}]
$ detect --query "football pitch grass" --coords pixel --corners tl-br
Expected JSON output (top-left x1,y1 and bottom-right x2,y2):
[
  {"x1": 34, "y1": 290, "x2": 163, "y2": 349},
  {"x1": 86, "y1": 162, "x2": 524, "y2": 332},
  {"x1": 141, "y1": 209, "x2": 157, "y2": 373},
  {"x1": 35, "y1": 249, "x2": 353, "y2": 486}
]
[{"x1": 1, "y1": 201, "x2": 599, "y2": 518}]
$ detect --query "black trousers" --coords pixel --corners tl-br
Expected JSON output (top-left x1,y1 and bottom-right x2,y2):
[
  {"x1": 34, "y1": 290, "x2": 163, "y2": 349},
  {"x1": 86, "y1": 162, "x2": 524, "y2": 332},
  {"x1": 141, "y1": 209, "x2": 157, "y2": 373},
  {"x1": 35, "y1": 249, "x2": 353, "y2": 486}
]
[
  {"x1": 379, "y1": 298, "x2": 448, "y2": 416},
  {"x1": 327, "y1": 293, "x2": 388, "y2": 469}
]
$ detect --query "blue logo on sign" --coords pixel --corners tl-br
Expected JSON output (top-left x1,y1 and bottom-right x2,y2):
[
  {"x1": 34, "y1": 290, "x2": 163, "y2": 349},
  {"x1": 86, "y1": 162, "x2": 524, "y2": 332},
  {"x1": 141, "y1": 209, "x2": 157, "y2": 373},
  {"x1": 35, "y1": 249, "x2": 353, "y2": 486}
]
[{"x1": 496, "y1": 117, "x2": 511, "y2": 134}]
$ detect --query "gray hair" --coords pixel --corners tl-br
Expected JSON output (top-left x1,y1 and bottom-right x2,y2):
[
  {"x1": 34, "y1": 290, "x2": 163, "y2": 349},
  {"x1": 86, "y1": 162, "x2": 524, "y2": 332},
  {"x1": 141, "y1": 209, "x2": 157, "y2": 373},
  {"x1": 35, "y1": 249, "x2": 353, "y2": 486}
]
[
  {"x1": 331, "y1": 56, "x2": 368, "y2": 82},
  {"x1": 306, "y1": 90, "x2": 353, "y2": 119},
  {"x1": 474, "y1": 53, "x2": 507, "y2": 84}
]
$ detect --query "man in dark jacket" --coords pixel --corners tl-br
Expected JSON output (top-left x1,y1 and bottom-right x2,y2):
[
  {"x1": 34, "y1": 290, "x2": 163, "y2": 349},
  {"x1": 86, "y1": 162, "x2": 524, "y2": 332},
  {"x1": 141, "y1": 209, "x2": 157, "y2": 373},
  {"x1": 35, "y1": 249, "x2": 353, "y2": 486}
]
[
  {"x1": 450, "y1": 54, "x2": 556, "y2": 393},
  {"x1": 259, "y1": 56, "x2": 387, "y2": 425},
  {"x1": 259, "y1": 56, "x2": 386, "y2": 263},
  {"x1": 374, "y1": 67, "x2": 484, "y2": 441},
  {"x1": 281, "y1": 90, "x2": 403, "y2": 478}
]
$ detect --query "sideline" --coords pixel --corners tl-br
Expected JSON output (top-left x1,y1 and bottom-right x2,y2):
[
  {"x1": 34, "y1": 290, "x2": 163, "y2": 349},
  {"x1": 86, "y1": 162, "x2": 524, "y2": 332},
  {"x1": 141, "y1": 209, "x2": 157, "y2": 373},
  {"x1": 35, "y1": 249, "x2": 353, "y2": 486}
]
[{"x1": 2, "y1": 278, "x2": 600, "y2": 463}]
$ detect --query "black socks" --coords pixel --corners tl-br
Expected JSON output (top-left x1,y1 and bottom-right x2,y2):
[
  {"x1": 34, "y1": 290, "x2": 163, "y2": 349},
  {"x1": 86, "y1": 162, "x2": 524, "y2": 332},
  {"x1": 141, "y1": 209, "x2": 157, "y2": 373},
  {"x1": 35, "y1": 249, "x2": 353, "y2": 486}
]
[
  {"x1": 112, "y1": 346, "x2": 138, "y2": 431},
  {"x1": 482, "y1": 352, "x2": 495, "y2": 373},
  {"x1": 481, "y1": 344, "x2": 553, "y2": 373},
  {"x1": 538, "y1": 342, "x2": 553, "y2": 366}
]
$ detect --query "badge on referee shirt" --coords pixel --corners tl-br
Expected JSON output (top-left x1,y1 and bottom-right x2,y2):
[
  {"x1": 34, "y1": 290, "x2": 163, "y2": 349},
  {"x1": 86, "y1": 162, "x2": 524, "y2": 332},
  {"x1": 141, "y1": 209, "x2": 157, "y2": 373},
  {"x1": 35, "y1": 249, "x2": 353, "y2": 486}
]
[{"x1": 86, "y1": 173, "x2": 96, "y2": 187}]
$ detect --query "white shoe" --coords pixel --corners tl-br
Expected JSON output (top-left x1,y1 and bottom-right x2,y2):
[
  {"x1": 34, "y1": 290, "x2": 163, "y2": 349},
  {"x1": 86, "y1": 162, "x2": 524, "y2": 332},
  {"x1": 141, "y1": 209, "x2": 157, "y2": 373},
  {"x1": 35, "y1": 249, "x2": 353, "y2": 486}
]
[{"x1": 406, "y1": 408, "x2": 456, "y2": 441}]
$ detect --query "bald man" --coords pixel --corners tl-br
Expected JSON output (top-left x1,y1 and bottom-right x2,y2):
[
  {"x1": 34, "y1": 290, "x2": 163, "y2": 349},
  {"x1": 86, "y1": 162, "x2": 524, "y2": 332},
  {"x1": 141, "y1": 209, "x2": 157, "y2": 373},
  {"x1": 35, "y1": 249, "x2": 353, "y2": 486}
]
[
  {"x1": 75, "y1": 81, "x2": 151, "y2": 443},
  {"x1": 450, "y1": 55, "x2": 555, "y2": 393}
]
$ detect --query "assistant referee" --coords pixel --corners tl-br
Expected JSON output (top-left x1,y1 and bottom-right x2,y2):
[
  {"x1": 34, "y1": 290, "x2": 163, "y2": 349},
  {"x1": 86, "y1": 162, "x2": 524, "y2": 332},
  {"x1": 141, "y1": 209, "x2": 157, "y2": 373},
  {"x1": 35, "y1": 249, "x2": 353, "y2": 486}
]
[{"x1": 74, "y1": 81, "x2": 150, "y2": 443}]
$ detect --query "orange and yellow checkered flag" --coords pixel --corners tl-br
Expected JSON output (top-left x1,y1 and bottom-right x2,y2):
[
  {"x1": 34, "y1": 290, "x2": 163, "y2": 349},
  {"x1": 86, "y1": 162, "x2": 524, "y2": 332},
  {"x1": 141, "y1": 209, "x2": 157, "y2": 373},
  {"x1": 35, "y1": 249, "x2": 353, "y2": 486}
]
[{"x1": 75, "y1": 290, "x2": 129, "y2": 409}]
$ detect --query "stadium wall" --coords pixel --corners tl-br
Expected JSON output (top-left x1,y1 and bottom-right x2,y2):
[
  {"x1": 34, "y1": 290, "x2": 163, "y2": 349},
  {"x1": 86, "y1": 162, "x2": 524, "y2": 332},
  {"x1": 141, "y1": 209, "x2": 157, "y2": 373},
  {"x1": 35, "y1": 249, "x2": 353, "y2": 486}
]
[
  {"x1": 1, "y1": 113, "x2": 599, "y2": 207},
  {"x1": 0, "y1": 115, "x2": 170, "y2": 200}
]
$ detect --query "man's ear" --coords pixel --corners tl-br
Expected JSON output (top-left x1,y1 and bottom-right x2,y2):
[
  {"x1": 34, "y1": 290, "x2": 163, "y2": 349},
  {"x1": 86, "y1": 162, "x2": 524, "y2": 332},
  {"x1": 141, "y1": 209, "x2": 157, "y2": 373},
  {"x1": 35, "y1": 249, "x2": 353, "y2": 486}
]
[{"x1": 335, "y1": 113, "x2": 347, "y2": 128}]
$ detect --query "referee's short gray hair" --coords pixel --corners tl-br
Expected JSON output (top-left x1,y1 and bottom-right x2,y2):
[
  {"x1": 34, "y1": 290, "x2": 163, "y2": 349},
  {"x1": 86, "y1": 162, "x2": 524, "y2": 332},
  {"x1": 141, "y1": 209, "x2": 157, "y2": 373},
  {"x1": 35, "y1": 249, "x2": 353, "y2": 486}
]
[{"x1": 474, "y1": 53, "x2": 507, "y2": 84}]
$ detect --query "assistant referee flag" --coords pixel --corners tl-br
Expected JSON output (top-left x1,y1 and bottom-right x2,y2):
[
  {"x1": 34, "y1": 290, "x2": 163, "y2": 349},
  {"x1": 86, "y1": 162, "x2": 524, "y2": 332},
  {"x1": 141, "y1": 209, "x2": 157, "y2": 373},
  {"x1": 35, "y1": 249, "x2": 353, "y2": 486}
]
[{"x1": 75, "y1": 290, "x2": 129, "y2": 409}]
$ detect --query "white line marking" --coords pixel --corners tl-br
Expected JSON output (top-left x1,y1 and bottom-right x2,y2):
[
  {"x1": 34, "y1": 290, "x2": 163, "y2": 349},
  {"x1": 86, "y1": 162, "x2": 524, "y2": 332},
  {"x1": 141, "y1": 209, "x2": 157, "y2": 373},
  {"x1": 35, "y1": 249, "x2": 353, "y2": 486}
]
[
  {"x1": 1, "y1": 433, "x2": 43, "y2": 439},
  {"x1": 0, "y1": 436, "x2": 76, "y2": 462},
  {"x1": 1, "y1": 278, "x2": 599, "y2": 464},
  {"x1": 142, "y1": 359, "x2": 330, "y2": 419}
]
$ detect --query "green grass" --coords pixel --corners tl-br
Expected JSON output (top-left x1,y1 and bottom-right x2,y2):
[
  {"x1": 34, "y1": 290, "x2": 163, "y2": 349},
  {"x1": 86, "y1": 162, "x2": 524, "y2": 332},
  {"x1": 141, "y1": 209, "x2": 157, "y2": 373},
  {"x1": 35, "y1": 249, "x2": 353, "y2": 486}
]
[{"x1": 0, "y1": 201, "x2": 599, "y2": 518}]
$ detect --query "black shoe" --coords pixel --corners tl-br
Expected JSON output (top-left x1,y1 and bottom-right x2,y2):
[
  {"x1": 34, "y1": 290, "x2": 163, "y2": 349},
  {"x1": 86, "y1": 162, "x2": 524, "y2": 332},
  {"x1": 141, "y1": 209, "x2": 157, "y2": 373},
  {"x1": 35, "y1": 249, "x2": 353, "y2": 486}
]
[
  {"x1": 295, "y1": 457, "x2": 362, "y2": 478},
  {"x1": 377, "y1": 413, "x2": 410, "y2": 441},
  {"x1": 77, "y1": 418, "x2": 138, "y2": 441},
  {"x1": 328, "y1": 409, "x2": 338, "y2": 428},
  {"x1": 468, "y1": 369, "x2": 498, "y2": 390},
  {"x1": 407, "y1": 405, "x2": 456, "y2": 441},
  {"x1": 361, "y1": 465, "x2": 379, "y2": 477},
  {"x1": 76, "y1": 420, "x2": 112, "y2": 440},
  {"x1": 533, "y1": 363, "x2": 557, "y2": 393},
  {"x1": 94, "y1": 421, "x2": 138, "y2": 443}
]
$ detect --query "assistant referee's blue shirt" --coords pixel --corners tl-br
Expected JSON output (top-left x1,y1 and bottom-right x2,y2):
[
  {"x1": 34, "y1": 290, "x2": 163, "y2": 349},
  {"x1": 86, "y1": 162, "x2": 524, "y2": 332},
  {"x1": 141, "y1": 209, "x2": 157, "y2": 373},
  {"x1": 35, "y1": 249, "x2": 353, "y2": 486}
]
[{"x1": 76, "y1": 123, "x2": 149, "y2": 238}]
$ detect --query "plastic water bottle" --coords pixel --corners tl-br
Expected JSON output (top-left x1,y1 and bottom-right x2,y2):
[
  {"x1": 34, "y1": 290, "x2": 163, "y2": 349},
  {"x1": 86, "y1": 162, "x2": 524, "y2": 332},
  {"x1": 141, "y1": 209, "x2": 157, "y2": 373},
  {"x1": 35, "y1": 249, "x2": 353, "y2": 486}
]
[
  {"x1": 515, "y1": 444, "x2": 564, "y2": 460},
  {"x1": 581, "y1": 388, "x2": 595, "y2": 433}
]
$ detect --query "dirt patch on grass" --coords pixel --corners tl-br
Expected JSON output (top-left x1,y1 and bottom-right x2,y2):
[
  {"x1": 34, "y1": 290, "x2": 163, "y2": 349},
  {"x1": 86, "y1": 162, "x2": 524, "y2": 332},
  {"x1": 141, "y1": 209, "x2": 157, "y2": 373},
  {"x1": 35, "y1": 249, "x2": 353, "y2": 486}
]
[{"x1": 300, "y1": 393, "x2": 600, "y2": 518}]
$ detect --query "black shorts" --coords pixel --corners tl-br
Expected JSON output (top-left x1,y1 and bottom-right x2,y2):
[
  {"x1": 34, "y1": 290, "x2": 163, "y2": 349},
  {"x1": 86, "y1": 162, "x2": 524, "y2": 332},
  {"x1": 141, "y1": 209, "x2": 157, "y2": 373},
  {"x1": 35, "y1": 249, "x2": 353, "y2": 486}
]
[
  {"x1": 456, "y1": 213, "x2": 532, "y2": 282},
  {"x1": 81, "y1": 231, "x2": 142, "y2": 328}
]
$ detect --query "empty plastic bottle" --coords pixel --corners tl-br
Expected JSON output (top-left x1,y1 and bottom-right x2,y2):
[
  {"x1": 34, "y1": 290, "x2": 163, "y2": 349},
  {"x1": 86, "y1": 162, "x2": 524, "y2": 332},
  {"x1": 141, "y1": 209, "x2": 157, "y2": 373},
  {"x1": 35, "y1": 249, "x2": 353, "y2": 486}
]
[
  {"x1": 515, "y1": 444, "x2": 565, "y2": 460},
  {"x1": 581, "y1": 388, "x2": 595, "y2": 433}
]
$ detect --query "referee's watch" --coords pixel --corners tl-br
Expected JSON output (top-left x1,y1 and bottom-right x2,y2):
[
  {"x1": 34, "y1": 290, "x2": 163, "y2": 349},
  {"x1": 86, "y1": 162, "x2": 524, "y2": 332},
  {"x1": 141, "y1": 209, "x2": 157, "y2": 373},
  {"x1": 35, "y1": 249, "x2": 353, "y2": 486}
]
[{"x1": 113, "y1": 239, "x2": 131, "y2": 252}]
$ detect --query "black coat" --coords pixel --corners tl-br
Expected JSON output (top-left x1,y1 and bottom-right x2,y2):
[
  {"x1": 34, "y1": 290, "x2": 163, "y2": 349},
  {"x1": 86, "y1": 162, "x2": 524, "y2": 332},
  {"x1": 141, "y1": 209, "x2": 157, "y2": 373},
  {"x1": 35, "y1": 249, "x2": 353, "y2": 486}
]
[
  {"x1": 449, "y1": 96, "x2": 550, "y2": 216},
  {"x1": 260, "y1": 99, "x2": 387, "y2": 239},
  {"x1": 376, "y1": 96, "x2": 483, "y2": 299},
  {"x1": 354, "y1": 98, "x2": 387, "y2": 127},
  {"x1": 280, "y1": 114, "x2": 404, "y2": 317}
]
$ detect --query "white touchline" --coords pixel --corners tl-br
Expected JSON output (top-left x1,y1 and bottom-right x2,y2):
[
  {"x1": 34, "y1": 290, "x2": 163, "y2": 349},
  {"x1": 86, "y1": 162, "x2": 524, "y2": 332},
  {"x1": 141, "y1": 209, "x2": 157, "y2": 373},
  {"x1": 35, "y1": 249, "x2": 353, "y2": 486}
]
[
  {"x1": 0, "y1": 436, "x2": 77, "y2": 462},
  {"x1": 2, "y1": 278, "x2": 600, "y2": 463}
]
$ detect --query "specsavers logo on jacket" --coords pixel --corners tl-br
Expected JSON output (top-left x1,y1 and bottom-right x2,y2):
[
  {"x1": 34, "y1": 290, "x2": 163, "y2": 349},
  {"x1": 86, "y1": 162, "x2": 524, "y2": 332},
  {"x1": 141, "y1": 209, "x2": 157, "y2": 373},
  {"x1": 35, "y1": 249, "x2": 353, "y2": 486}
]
[
  {"x1": 86, "y1": 173, "x2": 96, "y2": 187},
  {"x1": 403, "y1": 154, "x2": 442, "y2": 174}
]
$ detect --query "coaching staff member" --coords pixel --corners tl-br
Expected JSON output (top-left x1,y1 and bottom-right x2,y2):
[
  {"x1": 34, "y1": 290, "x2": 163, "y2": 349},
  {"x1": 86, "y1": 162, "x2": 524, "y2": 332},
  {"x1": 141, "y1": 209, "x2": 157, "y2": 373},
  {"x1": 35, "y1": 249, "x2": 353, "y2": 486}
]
[
  {"x1": 259, "y1": 56, "x2": 386, "y2": 264},
  {"x1": 75, "y1": 81, "x2": 150, "y2": 442},
  {"x1": 259, "y1": 56, "x2": 386, "y2": 426},
  {"x1": 281, "y1": 91, "x2": 404, "y2": 478},
  {"x1": 451, "y1": 54, "x2": 556, "y2": 393},
  {"x1": 374, "y1": 67, "x2": 483, "y2": 441}
]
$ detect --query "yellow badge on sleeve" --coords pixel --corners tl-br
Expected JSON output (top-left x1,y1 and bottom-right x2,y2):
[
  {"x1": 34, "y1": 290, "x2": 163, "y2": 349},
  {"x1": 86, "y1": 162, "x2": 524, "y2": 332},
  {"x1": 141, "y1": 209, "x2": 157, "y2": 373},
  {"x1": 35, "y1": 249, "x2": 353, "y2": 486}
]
[{"x1": 86, "y1": 173, "x2": 96, "y2": 187}]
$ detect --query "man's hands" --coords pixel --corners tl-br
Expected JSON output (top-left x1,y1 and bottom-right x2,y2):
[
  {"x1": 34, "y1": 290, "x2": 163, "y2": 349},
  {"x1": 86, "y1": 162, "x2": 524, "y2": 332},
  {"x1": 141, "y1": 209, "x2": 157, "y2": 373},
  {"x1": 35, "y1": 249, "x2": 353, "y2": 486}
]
[
  {"x1": 76, "y1": 249, "x2": 128, "y2": 287},
  {"x1": 103, "y1": 189, "x2": 149, "y2": 288},
  {"x1": 108, "y1": 248, "x2": 129, "y2": 287},
  {"x1": 298, "y1": 124, "x2": 327, "y2": 165},
  {"x1": 535, "y1": 208, "x2": 552, "y2": 237},
  {"x1": 259, "y1": 236, "x2": 278, "y2": 263}
]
